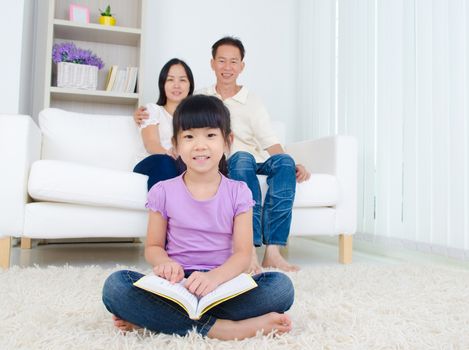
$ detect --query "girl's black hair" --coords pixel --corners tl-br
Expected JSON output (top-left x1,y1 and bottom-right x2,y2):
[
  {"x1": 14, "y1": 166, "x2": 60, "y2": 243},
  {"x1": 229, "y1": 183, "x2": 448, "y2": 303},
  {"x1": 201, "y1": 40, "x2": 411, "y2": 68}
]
[
  {"x1": 156, "y1": 58, "x2": 195, "y2": 106},
  {"x1": 172, "y1": 95, "x2": 231, "y2": 176}
]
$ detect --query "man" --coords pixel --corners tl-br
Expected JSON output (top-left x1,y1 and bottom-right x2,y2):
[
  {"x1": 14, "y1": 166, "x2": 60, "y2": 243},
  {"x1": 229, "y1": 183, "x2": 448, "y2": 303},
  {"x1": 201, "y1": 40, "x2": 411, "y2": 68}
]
[{"x1": 135, "y1": 37, "x2": 310, "y2": 272}]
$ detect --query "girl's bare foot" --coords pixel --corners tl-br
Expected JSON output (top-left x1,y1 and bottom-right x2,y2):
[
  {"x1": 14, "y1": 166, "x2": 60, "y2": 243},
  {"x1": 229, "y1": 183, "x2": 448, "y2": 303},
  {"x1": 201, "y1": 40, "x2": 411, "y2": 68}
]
[
  {"x1": 248, "y1": 247, "x2": 263, "y2": 274},
  {"x1": 112, "y1": 315, "x2": 139, "y2": 332},
  {"x1": 262, "y1": 245, "x2": 300, "y2": 272},
  {"x1": 207, "y1": 312, "x2": 292, "y2": 340}
]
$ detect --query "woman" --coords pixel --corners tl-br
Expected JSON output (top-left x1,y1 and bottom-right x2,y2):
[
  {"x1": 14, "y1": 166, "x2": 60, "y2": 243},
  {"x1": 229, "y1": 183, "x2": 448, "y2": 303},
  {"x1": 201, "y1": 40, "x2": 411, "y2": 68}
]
[{"x1": 133, "y1": 58, "x2": 194, "y2": 190}]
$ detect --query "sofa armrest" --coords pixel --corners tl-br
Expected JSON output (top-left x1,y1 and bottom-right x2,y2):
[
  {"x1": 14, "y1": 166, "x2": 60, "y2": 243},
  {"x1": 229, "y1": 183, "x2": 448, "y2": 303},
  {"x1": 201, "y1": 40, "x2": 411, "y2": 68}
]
[
  {"x1": 0, "y1": 115, "x2": 42, "y2": 236},
  {"x1": 286, "y1": 135, "x2": 357, "y2": 234}
]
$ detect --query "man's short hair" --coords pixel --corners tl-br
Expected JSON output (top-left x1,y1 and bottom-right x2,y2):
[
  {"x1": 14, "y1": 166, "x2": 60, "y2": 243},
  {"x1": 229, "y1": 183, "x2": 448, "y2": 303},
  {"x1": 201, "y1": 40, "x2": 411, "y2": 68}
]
[{"x1": 211, "y1": 36, "x2": 245, "y2": 60}]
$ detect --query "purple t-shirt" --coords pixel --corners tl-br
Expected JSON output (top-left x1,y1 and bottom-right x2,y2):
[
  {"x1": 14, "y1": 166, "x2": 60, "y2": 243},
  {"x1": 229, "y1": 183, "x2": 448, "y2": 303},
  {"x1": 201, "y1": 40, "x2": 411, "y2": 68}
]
[{"x1": 146, "y1": 174, "x2": 255, "y2": 271}]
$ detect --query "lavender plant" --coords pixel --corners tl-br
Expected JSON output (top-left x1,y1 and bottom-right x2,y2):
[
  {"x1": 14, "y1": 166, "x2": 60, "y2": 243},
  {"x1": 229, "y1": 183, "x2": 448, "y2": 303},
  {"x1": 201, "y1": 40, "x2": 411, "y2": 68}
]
[{"x1": 52, "y1": 42, "x2": 104, "y2": 69}]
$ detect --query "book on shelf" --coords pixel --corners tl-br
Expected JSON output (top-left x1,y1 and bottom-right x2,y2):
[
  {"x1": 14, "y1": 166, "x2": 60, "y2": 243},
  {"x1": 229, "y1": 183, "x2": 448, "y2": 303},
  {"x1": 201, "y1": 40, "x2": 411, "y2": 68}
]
[
  {"x1": 106, "y1": 66, "x2": 138, "y2": 93},
  {"x1": 125, "y1": 67, "x2": 138, "y2": 93},
  {"x1": 112, "y1": 69, "x2": 127, "y2": 93},
  {"x1": 133, "y1": 273, "x2": 257, "y2": 320},
  {"x1": 105, "y1": 65, "x2": 118, "y2": 91}
]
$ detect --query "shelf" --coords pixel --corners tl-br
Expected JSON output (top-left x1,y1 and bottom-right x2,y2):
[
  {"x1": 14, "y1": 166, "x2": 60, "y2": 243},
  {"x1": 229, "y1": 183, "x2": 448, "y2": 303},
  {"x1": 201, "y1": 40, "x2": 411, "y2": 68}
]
[
  {"x1": 53, "y1": 19, "x2": 141, "y2": 46},
  {"x1": 35, "y1": 1, "x2": 144, "y2": 116},
  {"x1": 50, "y1": 87, "x2": 139, "y2": 104}
]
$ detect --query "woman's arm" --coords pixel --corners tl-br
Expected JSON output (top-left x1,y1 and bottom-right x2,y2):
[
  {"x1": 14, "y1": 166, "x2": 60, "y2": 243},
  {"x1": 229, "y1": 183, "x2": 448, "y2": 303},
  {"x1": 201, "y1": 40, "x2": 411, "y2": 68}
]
[
  {"x1": 185, "y1": 210, "x2": 253, "y2": 296},
  {"x1": 141, "y1": 124, "x2": 169, "y2": 155},
  {"x1": 144, "y1": 211, "x2": 184, "y2": 283}
]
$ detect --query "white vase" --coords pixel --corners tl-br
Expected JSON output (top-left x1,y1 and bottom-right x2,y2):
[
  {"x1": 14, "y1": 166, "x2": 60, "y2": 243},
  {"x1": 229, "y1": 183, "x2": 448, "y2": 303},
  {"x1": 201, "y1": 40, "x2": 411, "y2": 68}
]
[{"x1": 57, "y1": 62, "x2": 98, "y2": 90}]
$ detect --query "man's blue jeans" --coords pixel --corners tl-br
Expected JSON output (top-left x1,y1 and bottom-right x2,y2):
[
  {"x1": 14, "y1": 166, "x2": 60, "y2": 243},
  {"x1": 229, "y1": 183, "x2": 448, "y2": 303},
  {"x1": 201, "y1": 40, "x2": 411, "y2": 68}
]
[
  {"x1": 102, "y1": 270, "x2": 294, "y2": 337},
  {"x1": 228, "y1": 152, "x2": 296, "y2": 246}
]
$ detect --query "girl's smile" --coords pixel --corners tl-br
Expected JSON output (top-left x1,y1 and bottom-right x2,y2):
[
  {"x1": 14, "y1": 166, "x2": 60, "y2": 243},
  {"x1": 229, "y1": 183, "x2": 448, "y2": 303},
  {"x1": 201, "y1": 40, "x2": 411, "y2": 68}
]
[
  {"x1": 193, "y1": 155, "x2": 210, "y2": 160},
  {"x1": 176, "y1": 128, "x2": 227, "y2": 175}
]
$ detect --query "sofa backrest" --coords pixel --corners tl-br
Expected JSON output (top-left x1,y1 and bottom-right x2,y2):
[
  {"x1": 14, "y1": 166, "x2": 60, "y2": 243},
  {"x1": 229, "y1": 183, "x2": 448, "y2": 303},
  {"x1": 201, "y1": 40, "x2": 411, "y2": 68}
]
[
  {"x1": 39, "y1": 108, "x2": 142, "y2": 171},
  {"x1": 38, "y1": 108, "x2": 286, "y2": 172}
]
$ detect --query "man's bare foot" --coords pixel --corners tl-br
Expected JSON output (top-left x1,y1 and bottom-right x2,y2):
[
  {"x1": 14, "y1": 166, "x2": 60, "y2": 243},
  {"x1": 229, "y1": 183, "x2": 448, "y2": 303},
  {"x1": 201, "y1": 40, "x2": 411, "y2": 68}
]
[
  {"x1": 112, "y1": 315, "x2": 139, "y2": 332},
  {"x1": 248, "y1": 247, "x2": 263, "y2": 274},
  {"x1": 262, "y1": 245, "x2": 300, "y2": 272},
  {"x1": 207, "y1": 312, "x2": 292, "y2": 340}
]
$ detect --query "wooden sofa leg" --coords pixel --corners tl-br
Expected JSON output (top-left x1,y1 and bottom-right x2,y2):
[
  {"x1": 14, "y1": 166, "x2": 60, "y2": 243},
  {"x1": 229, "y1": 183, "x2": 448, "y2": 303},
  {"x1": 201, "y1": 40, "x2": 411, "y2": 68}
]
[
  {"x1": 21, "y1": 237, "x2": 32, "y2": 249},
  {"x1": 339, "y1": 234, "x2": 353, "y2": 264},
  {"x1": 0, "y1": 237, "x2": 11, "y2": 269}
]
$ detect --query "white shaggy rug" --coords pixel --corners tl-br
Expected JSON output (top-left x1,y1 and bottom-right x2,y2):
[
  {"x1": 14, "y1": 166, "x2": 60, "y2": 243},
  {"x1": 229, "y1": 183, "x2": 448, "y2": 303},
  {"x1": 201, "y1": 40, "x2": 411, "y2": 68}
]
[{"x1": 1, "y1": 263, "x2": 469, "y2": 350}]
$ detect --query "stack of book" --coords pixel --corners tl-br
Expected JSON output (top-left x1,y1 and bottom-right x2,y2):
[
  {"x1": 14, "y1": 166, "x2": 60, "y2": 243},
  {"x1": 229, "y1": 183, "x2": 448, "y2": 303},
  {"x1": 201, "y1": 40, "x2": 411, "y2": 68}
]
[{"x1": 104, "y1": 65, "x2": 138, "y2": 93}]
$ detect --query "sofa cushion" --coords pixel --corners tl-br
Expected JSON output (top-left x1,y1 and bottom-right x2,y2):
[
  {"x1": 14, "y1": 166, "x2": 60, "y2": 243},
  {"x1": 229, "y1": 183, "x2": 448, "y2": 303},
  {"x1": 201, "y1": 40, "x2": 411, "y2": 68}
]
[
  {"x1": 29, "y1": 160, "x2": 339, "y2": 211},
  {"x1": 24, "y1": 202, "x2": 147, "y2": 238},
  {"x1": 39, "y1": 108, "x2": 143, "y2": 171},
  {"x1": 28, "y1": 160, "x2": 148, "y2": 210}
]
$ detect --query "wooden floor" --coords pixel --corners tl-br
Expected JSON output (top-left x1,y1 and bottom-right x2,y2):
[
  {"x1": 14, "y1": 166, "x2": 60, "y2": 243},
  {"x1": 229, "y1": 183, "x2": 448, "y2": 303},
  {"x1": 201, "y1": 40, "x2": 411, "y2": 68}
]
[
  {"x1": 7, "y1": 236, "x2": 395, "y2": 269},
  {"x1": 7, "y1": 236, "x2": 467, "y2": 270}
]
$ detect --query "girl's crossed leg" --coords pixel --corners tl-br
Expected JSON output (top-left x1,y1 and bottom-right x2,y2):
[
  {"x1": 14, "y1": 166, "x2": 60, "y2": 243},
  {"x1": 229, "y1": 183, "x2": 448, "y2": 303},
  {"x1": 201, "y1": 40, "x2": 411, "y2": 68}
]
[
  {"x1": 102, "y1": 270, "x2": 294, "y2": 339},
  {"x1": 206, "y1": 271, "x2": 294, "y2": 339}
]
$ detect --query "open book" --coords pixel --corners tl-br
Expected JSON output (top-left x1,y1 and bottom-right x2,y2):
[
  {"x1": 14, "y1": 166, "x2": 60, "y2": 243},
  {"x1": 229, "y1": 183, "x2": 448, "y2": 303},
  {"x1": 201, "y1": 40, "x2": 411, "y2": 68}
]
[{"x1": 133, "y1": 273, "x2": 257, "y2": 320}]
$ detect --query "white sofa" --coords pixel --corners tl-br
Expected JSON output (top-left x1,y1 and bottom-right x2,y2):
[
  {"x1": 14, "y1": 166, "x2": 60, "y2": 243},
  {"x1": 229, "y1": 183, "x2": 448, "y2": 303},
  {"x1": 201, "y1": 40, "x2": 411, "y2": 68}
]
[{"x1": 0, "y1": 108, "x2": 357, "y2": 268}]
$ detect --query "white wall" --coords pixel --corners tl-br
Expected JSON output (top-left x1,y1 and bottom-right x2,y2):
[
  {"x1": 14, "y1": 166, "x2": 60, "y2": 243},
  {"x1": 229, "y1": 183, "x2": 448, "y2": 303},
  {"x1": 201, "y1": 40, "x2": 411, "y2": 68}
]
[
  {"x1": 0, "y1": 1, "x2": 35, "y2": 115},
  {"x1": 19, "y1": 1, "x2": 35, "y2": 116},
  {"x1": 0, "y1": 2, "x2": 25, "y2": 113},
  {"x1": 141, "y1": 0, "x2": 299, "y2": 142}
]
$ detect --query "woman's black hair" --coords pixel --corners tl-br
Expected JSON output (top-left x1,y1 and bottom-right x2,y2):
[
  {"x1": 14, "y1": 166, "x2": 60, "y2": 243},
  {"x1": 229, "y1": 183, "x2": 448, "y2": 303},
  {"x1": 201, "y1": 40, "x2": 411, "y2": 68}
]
[
  {"x1": 156, "y1": 58, "x2": 195, "y2": 106},
  {"x1": 172, "y1": 95, "x2": 232, "y2": 176}
]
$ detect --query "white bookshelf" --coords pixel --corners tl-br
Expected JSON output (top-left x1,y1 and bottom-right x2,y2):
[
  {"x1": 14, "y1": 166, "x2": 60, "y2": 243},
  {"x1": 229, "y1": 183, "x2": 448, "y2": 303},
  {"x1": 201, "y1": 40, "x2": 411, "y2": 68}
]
[
  {"x1": 49, "y1": 87, "x2": 139, "y2": 104},
  {"x1": 34, "y1": 0, "x2": 145, "y2": 117},
  {"x1": 53, "y1": 19, "x2": 142, "y2": 46}
]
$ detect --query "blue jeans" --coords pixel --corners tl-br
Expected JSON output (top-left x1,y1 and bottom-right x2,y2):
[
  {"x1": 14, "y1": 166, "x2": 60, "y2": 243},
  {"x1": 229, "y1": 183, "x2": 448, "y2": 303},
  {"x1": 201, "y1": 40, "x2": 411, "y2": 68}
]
[
  {"x1": 102, "y1": 270, "x2": 294, "y2": 337},
  {"x1": 228, "y1": 152, "x2": 296, "y2": 246},
  {"x1": 133, "y1": 154, "x2": 182, "y2": 190}
]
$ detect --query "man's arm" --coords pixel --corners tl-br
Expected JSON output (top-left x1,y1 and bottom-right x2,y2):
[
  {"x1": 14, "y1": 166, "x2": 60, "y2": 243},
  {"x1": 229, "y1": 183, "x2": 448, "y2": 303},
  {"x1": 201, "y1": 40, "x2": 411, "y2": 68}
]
[
  {"x1": 265, "y1": 143, "x2": 284, "y2": 155},
  {"x1": 251, "y1": 102, "x2": 310, "y2": 182},
  {"x1": 266, "y1": 144, "x2": 311, "y2": 183}
]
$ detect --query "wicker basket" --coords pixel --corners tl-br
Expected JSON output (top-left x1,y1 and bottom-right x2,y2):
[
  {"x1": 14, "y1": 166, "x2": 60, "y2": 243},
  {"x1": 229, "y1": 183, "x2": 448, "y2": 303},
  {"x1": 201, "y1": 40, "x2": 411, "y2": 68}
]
[{"x1": 57, "y1": 62, "x2": 98, "y2": 90}]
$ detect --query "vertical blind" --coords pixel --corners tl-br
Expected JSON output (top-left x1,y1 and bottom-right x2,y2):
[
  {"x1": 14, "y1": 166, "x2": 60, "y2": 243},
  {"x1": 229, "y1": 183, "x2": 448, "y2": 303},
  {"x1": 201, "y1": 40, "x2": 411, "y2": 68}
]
[{"x1": 299, "y1": 0, "x2": 469, "y2": 252}]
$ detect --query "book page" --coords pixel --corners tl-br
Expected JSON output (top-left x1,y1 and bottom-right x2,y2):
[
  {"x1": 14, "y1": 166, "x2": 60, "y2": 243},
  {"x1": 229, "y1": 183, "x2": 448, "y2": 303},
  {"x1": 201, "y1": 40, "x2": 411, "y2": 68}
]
[
  {"x1": 196, "y1": 273, "x2": 257, "y2": 317},
  {"x1": 134, "y1": 275, "x2": 198, "y2": 318}
]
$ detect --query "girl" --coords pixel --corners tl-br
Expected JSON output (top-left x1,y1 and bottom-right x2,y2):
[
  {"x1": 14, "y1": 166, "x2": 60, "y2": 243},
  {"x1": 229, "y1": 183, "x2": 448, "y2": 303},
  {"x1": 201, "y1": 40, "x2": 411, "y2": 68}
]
[
  {"x1": 133, "y1": 58, "x2": 194, "y2": 190},
  {"x1": 102, "y1": 95, "x2": 294, "y2": 340}
]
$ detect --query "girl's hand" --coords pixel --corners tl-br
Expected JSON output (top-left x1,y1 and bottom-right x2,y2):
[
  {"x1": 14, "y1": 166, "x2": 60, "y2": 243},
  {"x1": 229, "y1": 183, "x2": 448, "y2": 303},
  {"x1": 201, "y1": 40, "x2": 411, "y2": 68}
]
[
  {"x1": 153, "y1": 261, "x2": 184, "y2": 283},
  {"x1": 185, "y1": 271, "x2": 220, "y2": 297}
]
